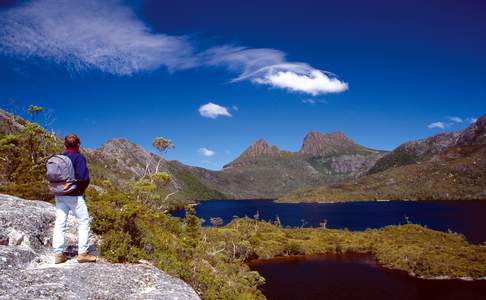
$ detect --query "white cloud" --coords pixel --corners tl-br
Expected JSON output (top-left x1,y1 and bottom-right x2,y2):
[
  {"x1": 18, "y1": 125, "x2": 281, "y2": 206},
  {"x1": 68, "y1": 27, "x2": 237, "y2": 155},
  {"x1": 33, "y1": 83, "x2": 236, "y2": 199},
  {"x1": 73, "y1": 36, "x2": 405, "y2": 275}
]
[
  {"x1": 448, "y1": 116, "x2": 463, "y2": 123},
  {"x1": 0, "y1": 1, "x2": 349, "y2": 97},
  {"x1": 469, "y1": 117, "x2": 477, "y2": 124},
  {"x1": 0, "y1": 0, "x2": 195, "y2": 75},
  {"x1": 198, "y1": 147, "x2": 215, "y2": 157},
  {"x1": 201, "y1": 46, "x2": 348, "y2": 96},
  {"x1": 427, "y1": 121, "x2": 449, "y2": 129},
  {"x1": 198, "y1": 102, "x2": 232, "y2": 119}
]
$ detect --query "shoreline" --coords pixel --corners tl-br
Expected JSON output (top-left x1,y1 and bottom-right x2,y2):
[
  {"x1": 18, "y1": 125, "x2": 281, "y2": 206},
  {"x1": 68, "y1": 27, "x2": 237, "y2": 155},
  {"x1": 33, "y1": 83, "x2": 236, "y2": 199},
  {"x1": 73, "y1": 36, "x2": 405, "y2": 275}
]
[{"x1": 246, "y1": 252, "x2": 486, "y2": 282}]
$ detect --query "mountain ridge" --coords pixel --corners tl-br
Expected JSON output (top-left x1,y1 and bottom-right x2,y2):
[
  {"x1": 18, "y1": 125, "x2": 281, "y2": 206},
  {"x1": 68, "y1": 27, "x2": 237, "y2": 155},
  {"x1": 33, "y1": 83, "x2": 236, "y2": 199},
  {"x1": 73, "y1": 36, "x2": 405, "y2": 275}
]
[{"x1": 281, "y1": 114, "x2": 486, "y2": 202}]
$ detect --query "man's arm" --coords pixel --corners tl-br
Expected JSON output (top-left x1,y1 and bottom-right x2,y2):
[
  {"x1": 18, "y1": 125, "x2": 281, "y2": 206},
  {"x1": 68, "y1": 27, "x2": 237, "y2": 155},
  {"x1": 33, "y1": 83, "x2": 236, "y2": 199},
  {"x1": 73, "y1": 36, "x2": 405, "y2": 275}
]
[
  {"x1": 74, "y1": 154, "x2": 90, "y2": 194},
  {"x1": 74, "y1": 154, "x2": 90, "y2": 181}
]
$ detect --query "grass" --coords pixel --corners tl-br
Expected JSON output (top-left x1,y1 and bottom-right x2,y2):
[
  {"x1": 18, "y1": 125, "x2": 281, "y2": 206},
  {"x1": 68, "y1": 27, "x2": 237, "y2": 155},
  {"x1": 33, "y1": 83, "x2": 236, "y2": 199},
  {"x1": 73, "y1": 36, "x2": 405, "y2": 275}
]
[{"x1": 205, "y1": 218, "x2": 486, "y2": 280}]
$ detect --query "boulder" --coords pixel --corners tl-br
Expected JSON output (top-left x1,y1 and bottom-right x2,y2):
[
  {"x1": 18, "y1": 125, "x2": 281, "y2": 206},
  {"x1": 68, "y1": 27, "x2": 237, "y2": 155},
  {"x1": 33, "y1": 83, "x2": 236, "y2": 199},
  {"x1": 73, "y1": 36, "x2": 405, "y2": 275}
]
[{"x1": 0, "y1": 194, "x2": 200, "y2": 300}]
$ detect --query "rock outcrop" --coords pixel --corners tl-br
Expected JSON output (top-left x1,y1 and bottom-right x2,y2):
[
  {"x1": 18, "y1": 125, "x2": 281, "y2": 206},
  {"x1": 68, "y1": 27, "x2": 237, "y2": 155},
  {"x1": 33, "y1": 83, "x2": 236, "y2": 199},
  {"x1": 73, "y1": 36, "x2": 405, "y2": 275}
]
[
  {"x1": 84, "y1": 138, "x2": 162, "y2": 180},
  {"x1": 0, "y1": 194, "x2": 200, "y2": 300},
  {"x1": 0, "y1": 109, "x2": 26, "y2": 135},
  {"x1": 224, "y1": 139, "x2": 282, "y2": 168},
  {"x1": 299, "y1": 131, "x2": 361, "y2": 157},
  {"x1": 456, "y1": 115, "x2": 486, "y2": 146},
  {"x1": 368, "y1": 115, "x2": 486, "y2": 174}
]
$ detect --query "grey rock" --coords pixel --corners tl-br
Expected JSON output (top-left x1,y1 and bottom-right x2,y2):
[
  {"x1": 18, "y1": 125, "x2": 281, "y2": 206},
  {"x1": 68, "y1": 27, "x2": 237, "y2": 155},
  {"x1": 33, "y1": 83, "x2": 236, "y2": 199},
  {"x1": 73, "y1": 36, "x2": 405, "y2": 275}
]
[
  {"x1": 0, "y1": 194, "x2": 55, "y2": 252},
  {"x1": 0, "y1": 261, "x2": 200, "y2": 300},
  {"x1": 0, "y1": 194, "x2": 200, "y2": 300},
  {"x1": 456, "y1": 115, "x2": 486, "y2": 146},
  {"x1": 329, "y1": 153, "x2": 386, "y2": 176},
  {"x1": 0, "y1": 108, "x2": 26, "y2": 135}
]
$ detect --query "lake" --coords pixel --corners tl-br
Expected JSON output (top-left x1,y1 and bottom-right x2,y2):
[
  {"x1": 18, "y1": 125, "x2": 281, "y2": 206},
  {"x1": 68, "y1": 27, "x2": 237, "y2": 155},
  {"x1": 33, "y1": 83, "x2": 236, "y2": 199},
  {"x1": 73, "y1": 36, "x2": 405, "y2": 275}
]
[
  {"x1": 171, "y1": 200, "x2": 486, "y2": 243},
  {"x1": 248, "y1": 253, "x2": 486, "y2": 300}
]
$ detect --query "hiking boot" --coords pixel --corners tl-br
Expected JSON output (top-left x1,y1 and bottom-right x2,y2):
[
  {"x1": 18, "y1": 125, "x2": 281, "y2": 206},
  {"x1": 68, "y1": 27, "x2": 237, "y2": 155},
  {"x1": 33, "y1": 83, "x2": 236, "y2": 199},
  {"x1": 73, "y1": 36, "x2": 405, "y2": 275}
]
[
  {"x1": 54, "y1": 253, "x2": 67, "y2": 264},
  {"x1": 77, "y1": 252, "x2": 97, "y2": 263}
]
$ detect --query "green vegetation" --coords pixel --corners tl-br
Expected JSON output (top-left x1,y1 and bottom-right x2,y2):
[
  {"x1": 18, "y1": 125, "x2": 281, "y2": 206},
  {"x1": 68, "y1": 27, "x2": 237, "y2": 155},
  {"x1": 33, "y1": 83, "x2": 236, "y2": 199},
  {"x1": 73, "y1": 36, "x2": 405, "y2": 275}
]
[
  {"x1": 281, "y1": 145, "x2": 486, "y2": 202},
  {"x1": 0, "y1": 118, "x2": 61, "y2": 201},
  {"x1": 85, "y1": 182, "x2": 486, "y2": 299},
  {"x1": 86, "y1": 183, "x2": 266, "y2": 299},
  {"x1": 2, "y1": 108, "x2": 486, "y2": 299},
  {"x1": 167, "y1": 162, "x2": 228, "y2": 202},
  {"x1": 367, "y1": 145, "x2": 418, "y2": 174}
]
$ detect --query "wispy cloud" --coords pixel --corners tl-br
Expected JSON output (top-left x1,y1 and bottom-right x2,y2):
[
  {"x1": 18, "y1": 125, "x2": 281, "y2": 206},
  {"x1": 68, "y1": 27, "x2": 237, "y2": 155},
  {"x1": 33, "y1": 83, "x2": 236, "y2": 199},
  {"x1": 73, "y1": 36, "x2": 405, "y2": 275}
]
[
  {"x1": 198, "y1": 147, "x2": 215, "y2": 157},
  {"x1": 0, "y1": 1, "x2": 349, "y2": 96},
  {"x1": 427, "y1": 121, "x2": 450, "y2": 129},
  {"x1": 201, "y1": 46, "x2": 348, "y2": 96},
  {"x1": 469, "y1": 117, "x2": 477, "y2": 124},
  {"x1": 302, "y1": 98, "x2": 328, "y2": 105},
  {"x1": 199, "y1": 102, "x2": 232, "y2": 119},
  {"x1": 0, "y1": 0, "x2": 195, "y2": 75},
  {"x1": 448, "y1": 116, "x2": 463, "y2": 123}
]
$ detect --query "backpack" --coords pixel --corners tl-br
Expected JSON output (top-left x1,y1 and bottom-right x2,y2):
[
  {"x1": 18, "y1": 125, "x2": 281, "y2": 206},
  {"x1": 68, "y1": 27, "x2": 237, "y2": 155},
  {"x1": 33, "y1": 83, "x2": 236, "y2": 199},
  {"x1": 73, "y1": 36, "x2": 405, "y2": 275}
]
[{"x1": 46, "y1": 155, "x2": 77, "y2": 195}]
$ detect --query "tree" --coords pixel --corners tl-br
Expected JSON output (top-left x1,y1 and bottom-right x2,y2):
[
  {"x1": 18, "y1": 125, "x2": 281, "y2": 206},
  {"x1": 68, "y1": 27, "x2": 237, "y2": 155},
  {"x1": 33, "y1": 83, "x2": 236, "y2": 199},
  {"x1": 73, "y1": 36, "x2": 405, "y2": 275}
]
[
  {"x1": 146, "y1": 137, "x2": 175, "y2": 176},
  {"x1": 27, "y1": 105, "x2": 43, "y2": 122},
  {"x1": 130, "y1": 179, "x2": 156, "y2": 204},
  {"x1": 184, "y1": 205, "x2": 201, "y2": 249},
  {"x1": 0, "y1": 122, "x2": 60, "y2": 201},
  {"x1": 151, "y1": 171, "x2": 171, "y2": 187}
]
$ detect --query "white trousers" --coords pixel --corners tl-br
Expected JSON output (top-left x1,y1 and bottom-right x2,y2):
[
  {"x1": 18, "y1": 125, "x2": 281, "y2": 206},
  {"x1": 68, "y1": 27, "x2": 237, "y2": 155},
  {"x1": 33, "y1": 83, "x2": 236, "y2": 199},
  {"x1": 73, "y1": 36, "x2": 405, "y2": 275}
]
[{"x1": 52, "y1": 195, "x2": 90, "y2": 253}]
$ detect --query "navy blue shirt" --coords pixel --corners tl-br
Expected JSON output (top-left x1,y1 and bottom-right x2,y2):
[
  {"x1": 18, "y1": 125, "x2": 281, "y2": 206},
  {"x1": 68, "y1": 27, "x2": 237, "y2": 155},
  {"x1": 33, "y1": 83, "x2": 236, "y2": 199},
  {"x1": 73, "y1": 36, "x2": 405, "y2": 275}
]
[{"x1": 63, "y1": 150, "x2": 90, "y2": 196}]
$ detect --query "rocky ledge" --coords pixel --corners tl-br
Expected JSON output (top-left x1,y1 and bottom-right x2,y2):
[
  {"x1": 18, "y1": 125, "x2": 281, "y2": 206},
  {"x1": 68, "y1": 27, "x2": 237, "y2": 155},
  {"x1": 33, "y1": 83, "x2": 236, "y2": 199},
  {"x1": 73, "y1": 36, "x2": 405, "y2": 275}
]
[{"x1": 0, "y1": 194, "x2": 200, "y2": 300}]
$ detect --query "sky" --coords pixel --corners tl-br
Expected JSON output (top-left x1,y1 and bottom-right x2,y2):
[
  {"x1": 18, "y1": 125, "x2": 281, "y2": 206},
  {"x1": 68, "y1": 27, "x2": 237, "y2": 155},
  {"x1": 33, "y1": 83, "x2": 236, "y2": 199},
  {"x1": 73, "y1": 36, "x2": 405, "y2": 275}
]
[{"x1": 0, "y1": 0, "x2": 485, "y2": 170}]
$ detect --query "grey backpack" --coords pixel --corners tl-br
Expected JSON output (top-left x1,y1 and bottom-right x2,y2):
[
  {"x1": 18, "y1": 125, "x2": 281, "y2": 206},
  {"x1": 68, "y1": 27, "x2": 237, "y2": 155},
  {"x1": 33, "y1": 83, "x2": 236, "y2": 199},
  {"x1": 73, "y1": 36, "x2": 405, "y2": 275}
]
[{"x1": 46, "y1": 155, "x2": 77, "y2": 195}]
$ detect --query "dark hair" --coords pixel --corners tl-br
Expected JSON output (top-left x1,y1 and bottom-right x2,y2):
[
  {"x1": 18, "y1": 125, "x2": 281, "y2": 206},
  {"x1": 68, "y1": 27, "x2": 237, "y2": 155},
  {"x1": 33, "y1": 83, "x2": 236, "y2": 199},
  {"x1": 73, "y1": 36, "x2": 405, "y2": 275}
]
[{"x1": 64, "y1": 134, "x2": 81, "y2": 148}]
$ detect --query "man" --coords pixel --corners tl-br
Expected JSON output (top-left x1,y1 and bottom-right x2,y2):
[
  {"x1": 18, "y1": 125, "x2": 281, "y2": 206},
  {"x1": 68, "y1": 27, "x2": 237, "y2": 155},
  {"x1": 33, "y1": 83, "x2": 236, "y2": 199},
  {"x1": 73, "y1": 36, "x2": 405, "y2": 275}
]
[{"x1": 52, "y1": 134, "x2": 97, "y2": 264}]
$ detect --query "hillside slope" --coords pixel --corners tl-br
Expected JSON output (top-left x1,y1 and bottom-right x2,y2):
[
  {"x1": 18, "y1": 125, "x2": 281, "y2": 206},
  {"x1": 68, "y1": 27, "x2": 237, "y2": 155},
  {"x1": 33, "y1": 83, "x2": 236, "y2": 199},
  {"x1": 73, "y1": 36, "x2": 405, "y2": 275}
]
[
  {"x1": 84, "y1": 138, "x2": 226, "y2": 203},
  {"x1": 281, "y1": 115, "x2": 486, "y2": 202}
]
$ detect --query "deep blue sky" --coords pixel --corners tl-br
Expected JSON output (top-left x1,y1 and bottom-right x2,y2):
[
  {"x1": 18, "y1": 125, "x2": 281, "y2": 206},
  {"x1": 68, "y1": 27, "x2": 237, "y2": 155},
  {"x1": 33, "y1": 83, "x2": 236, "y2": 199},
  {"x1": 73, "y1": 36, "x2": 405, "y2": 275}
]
[{"x1": 0, "y1": 0, "x2": 485, "y2": 169}]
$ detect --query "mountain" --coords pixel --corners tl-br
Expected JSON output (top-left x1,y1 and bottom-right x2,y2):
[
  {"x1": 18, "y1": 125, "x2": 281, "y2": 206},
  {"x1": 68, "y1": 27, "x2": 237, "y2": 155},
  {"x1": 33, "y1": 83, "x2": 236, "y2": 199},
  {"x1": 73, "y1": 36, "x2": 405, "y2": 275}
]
[
  {"x1": 0, "y1": 108, "x2": 386, "y2": 201},
  {"x1": 281, "y1": 115, "x2": 486, "y2": 202},
  {"x1": 224, "y1": 139, "x2": 283, "y2": 168},
  {"x1": 184, "y1": 133, "x2": 386, "y2": 199},
  {"x1": 367, "y1": 132, "x2": 460, "y2": 174},
  {"x1": 0, "y1": 109, "x2": 26, "y2": 135},
  {"x1": 0, "y1": 110, "x2": 225, "y2": 206},
  {"x1": 368, "y1": 116, "x2": 486, "y2": 175},
  {"x1": 299, "y1": 131, "x2": 368, "y2": 156},
  {"x1": 83, "y1": 138, "x2": 226, "y2": 203}
]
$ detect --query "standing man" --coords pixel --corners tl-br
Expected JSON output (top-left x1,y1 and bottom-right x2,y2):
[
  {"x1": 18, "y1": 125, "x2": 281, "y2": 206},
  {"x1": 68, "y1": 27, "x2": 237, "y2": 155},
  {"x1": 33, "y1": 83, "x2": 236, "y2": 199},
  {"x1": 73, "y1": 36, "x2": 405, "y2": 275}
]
[{"x1": 52, "y1": 134, "x2": 97, "y2": 264}]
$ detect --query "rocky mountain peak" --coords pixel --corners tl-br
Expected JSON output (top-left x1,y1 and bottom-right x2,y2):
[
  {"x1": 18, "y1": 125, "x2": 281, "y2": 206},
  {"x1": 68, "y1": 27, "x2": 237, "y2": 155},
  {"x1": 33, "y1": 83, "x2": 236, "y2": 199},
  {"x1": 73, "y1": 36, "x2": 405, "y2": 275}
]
[
  {"x1": 224, "y1": 139, "x2": 281, "y2": 168},
  {"x1": 299, "y1": 131, "x2": 358, "y2": 157},
  {"x1": 246, "y1": 139, "x2": 281, "y2": 155},
  {"x1": 88, "y1": 138, "x2": 163, "y2": 179},
  {"x1": 0, "y1": 108, "x2": 27, "y2": 135},
  {"x1": 100, "y1": 138, "x2": 141, "y2": 153},
  {"x1": 456, "y1": 114, "x2": 486, "y2": 146}
]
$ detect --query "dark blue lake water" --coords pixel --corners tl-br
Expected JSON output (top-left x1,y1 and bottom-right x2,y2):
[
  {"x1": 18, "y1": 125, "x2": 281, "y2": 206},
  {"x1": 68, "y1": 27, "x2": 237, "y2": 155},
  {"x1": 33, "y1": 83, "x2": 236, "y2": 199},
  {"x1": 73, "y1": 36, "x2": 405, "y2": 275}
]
[
  {"x1": 249, "y1": 254, "x2": 486, "y2": 300},
  {"x1": 172, "y1": 200, "x2": 486, "y2": 243}
]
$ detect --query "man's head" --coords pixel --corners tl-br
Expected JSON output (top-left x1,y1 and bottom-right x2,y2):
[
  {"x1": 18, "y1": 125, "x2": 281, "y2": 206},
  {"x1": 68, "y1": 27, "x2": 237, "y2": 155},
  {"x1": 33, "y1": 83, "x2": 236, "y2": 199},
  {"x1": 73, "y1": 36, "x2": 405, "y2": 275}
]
[{"x1": 64, "y1": 134, "x2": 81, "y2": 149}]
